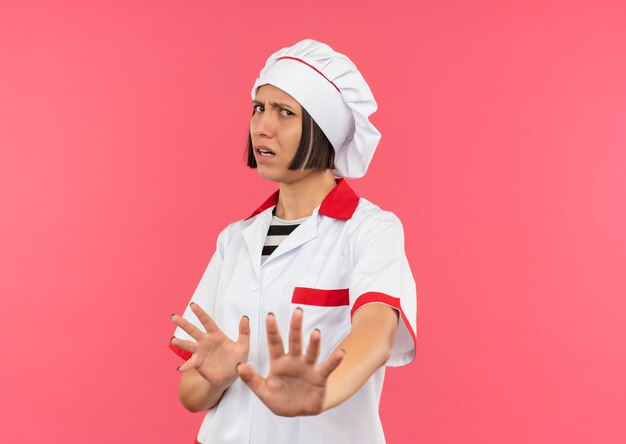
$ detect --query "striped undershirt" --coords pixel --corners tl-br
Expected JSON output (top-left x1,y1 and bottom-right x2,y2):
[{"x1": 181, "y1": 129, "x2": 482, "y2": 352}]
[{"x1": 261, "y1": 211, "x2": 310, "y2": 265}]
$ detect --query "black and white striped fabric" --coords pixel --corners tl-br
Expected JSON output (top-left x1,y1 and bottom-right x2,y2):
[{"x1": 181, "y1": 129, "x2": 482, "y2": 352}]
[{"x1": 261, "y1": 213, "x2": 310, "y2": 265}]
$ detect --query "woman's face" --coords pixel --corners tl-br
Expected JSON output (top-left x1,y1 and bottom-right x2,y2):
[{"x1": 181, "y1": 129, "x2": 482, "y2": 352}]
[{"x1": 250, "y1": 84, "x2": 306, "y2": 183}]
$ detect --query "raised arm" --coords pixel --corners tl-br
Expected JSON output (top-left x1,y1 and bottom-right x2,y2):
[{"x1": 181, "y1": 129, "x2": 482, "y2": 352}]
[
  {"x1": 171, "y1": 303, "x2": 250, "y2": 412},
  {"x1": 236, "y1": 303, "x2": 398, "y2": 416},
  {"x1": 322, "y1": 302, "x2": 398, "y2": 411}
]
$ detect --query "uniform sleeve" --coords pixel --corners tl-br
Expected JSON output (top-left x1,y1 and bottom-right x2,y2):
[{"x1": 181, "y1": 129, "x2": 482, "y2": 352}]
[
  {"x1": 349, "y1": 212, "x2": 417, "y2": 367},
  {"x1": 169, "y1": 225, "x2": 230, "y2": 361}
]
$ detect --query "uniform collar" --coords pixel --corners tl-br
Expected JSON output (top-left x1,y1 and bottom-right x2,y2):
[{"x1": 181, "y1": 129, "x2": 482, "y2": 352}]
[{"x1": 244, "y1": 178, "x2": 360, "y2": 221}]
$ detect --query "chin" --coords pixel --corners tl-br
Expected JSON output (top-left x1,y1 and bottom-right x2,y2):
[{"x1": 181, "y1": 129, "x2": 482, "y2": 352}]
[
  {"x1": 256, "y1": 168, "x2": 284, "y2": 184},
  {"x1": 256, "y1": 166, "x2": 310, "y2": 185}
]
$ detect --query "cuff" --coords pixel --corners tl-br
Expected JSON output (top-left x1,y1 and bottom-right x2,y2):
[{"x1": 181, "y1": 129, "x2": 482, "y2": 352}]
[
  {"x1": 169, "y1": 341, "x2": 192, "y2": 361},
  {"x1": 350, "y1": 291, "x2": 417, "y2": 366}
]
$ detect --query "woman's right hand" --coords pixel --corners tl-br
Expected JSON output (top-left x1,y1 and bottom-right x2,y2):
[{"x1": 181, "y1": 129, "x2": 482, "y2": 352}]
[{"x1": 170, "y1": 302, "x2": 250, "y2": 389}]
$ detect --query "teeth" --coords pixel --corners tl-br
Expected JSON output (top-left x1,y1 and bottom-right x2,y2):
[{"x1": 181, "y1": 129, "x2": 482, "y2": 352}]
[{"x1": 258, "y1": 148, "x2": 274, "y2": 156}]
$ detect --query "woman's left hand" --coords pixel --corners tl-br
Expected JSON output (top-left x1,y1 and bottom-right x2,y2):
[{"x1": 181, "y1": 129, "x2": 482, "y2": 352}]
[{"x1": 236, "y1": 308, "x2": 345, "y2": 417}]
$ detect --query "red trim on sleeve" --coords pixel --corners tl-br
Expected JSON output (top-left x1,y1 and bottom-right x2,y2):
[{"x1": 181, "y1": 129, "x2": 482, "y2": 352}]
[
  {"x1": 350, "y1": 292, "x2": 417, "y2": 344},
  {"x1": 292, "y1": 287, "x2": 350, "y2": 307},
  {"x1": 169, "y1": 342, "x2": 192, "y2": 361}
]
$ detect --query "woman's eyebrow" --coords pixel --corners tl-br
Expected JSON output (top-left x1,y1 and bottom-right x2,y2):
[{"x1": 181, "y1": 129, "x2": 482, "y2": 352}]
[{"x1": 252, "y1": 99, "x2": 296, "y2": 110}]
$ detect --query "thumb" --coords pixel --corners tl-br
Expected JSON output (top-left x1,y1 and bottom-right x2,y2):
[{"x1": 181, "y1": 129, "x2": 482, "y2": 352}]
[{"x1": 236, "y1": 362, "x2": 266, "y2": 398}]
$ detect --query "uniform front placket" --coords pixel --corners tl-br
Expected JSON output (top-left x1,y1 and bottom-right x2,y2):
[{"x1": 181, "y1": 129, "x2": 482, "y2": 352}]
[{"x1": 241, "y1": 207, "x2": 273, "y2": 368}]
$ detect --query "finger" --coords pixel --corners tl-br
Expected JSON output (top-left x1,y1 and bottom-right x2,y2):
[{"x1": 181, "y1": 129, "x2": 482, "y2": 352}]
[
  {"x1": 266, "y1": 313, "x2": 285, "y2": 360},
  {"x1": 304, "y1": 328, "x2": 321, "y2": 365},
  {"x1": 190, "y1": 302, "x2": 220, "y2": 334},
  {"x1": 170, "y1": 336, "x2": 198, "y2": 354},
  {"x1": 237, "y1": 315, "x2": 250, "y2": 348},
  {"x1": 176, "y1": 354, "x2": 198, "y2": 373},
  {"x1": 288, "y1": 307, "x2": 303, "y2": 356},
  {"x1": 171, "y1": 313, "x2": 205, "y2": 342},
  {"x1": 237, "y1": 362, "x2": 267, "y2": 398},
  {"x1": 319, "y1": 348, "x2": 346, "y2": 379}
]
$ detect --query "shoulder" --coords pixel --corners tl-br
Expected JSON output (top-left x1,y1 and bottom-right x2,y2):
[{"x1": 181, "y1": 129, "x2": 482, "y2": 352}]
[
  {"x1": 349, "y1": 197, "x2": 404, "y2": 235},
  {"x1": 341, "y1": 198, "x2": 406, "y2": 256},
  {"x1": 213, "y1": 219, "x2": 244, "y2": 251}
]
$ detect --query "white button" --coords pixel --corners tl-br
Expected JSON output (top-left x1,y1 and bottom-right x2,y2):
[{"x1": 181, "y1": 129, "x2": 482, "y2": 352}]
[{"x1": 251, "y1": 282, "x2": 260, "y2": 291}]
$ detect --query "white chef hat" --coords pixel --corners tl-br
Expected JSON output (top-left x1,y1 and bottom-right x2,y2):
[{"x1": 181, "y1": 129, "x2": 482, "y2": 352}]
[{"x1": 250, "y1": 39, "x2": 381, "y2": 179}]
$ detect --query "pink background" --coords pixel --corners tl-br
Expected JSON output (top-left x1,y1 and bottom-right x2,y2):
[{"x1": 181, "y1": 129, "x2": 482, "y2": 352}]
[{"x1": 1, "y1": 1, "x2": 625, "y2": 443}]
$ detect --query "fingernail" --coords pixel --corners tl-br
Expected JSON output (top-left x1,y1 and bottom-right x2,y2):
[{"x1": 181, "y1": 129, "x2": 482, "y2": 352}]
[
  {"x1": 314, "y1": 328, "x2": 321, "y2": 334},
  {"x1": 339, "y1": 348, "x2": 346, "y2": 354},
  {"x1": 242, "y1": 315, "x2": 249, "y2": 320},
  {"x1": 235, "y1": 362, "x2": 242, "y2": 371},
  {"x1": 170, "y1": 336, "x2": 175, "y2": 343},
  {"x1": 176, "y1": 366, "x2": 181, "y2": 372},
  {"x1": 295, "y1": 306, "x2": 303, "y2": 312},
  {"x1": 267, "y1": 312, "x2": 274, "y2": 318},
  {"x1": 170, "y1": 313, "x2": 175, "y2": 319},
  {"x1": 190, "y1": 302, "x2": 196, "y2": 306}
]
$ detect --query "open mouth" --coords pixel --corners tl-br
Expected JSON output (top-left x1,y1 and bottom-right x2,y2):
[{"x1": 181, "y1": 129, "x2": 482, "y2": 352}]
[{"x1": 256, "y1": 147, "x2": 275, "y2": 157}]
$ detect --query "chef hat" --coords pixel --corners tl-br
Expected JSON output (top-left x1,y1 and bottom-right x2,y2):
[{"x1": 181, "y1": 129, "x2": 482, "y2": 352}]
[{"x1": 251, "y1": 39, "x2": 381, "y2": 179}]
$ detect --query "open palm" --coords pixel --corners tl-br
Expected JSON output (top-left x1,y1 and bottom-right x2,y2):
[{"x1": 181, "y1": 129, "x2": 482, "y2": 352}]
[
  {"x1": 236, "y1": 308, "x2": 345, "y2": 417},
  {"x1": 171, "y1": 302, "x2": 250, "y2": 388}
]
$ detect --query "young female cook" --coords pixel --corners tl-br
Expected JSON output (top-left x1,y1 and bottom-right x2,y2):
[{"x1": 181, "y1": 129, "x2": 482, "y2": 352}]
[{"x1": 169, "y1": 39, "x2": 417, "y2": 444}]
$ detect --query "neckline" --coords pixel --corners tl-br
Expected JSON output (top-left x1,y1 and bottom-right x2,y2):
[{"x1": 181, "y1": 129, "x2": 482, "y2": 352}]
[
  {"x1": 271, "y1": 212, "x2": 311, "y2": 224},
  {"x1": 245, "y1": 178, "x2": 360, "y2": 221}
]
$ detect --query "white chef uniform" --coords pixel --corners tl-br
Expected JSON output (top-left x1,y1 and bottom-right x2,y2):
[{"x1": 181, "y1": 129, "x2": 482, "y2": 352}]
[{"x1": 171, "y1": 178, "x2": 417, "y2": 444}]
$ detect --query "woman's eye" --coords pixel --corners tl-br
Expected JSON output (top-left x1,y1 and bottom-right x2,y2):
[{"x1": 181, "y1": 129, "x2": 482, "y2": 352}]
[
  {"x1": 253, "y1": 104, "x2": 264, "y2": 113},
  {"x1": 281, "y1": 109, "x2": 294, "y2": 116}
]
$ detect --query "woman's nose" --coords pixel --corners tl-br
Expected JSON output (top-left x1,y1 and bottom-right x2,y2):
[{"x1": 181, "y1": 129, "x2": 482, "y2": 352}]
[{"x1": 250, "y1": 111, "x2": 275, "y2": 138}]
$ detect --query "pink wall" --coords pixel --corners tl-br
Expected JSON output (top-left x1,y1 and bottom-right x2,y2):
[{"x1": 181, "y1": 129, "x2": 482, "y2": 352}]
[{"x1": 1, "y1": 0, "x2": 625, "y2": 443}]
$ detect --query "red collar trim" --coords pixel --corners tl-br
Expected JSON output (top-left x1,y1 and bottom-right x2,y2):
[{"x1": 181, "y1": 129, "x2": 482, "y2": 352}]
[{"x1": 244, "y1": 178, "x2": 360, "y2": 221}]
